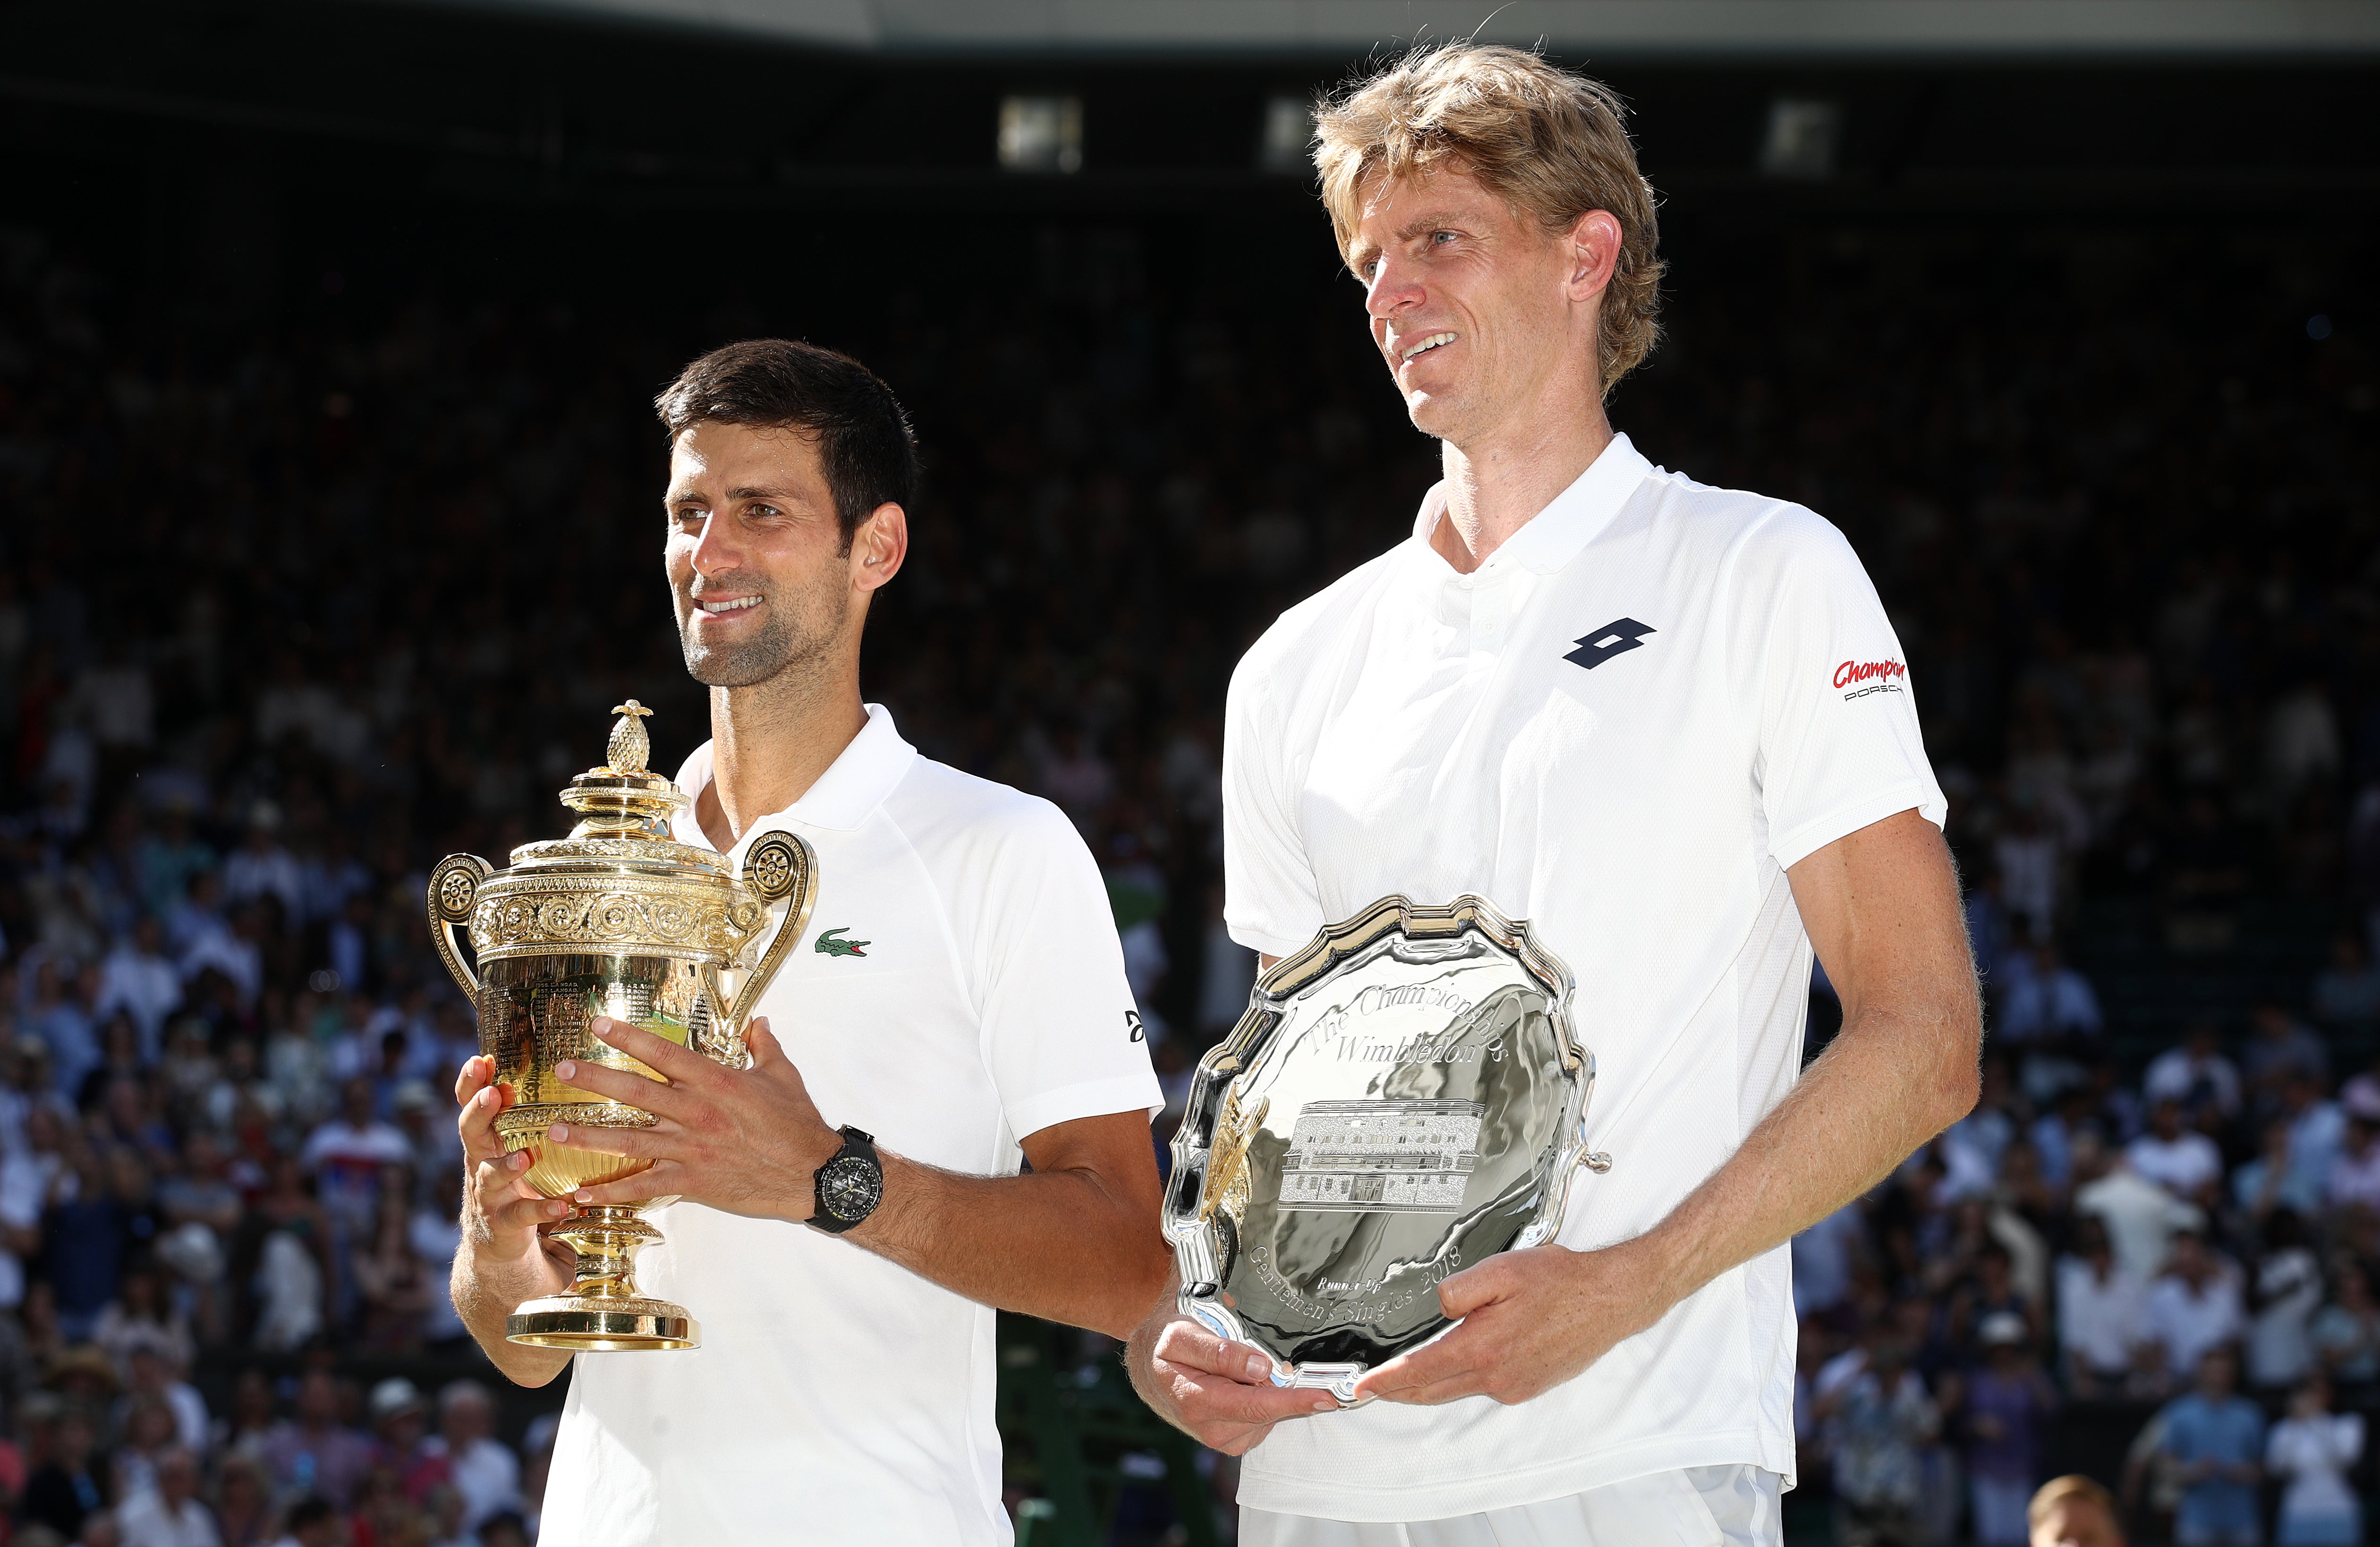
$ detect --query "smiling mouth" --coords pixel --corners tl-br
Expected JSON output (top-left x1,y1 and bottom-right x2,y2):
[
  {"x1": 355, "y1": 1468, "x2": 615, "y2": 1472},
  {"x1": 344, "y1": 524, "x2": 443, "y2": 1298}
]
[
  {"x1": 696, "y1": 595, "x2": 760, "y2": 616},
  {"x1": 1400, "y1": 332, "x2": 1456, "y2": 362}
]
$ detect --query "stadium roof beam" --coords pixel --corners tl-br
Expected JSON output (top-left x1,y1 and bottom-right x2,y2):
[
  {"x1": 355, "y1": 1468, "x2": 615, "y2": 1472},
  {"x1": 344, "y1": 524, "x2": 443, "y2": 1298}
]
[{"x1": 435, "y1": 0, "x2": 2380, "y2": 59}]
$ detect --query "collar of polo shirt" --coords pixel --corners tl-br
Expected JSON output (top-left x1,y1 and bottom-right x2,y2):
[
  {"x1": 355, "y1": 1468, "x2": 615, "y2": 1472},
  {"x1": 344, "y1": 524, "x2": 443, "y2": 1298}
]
[
  {"x1": 1411, "y1": 432, "x2": 1655, "y2": 583},
  {"x1": 675, "y1": 703, "x2": 920, "y2": 848}
]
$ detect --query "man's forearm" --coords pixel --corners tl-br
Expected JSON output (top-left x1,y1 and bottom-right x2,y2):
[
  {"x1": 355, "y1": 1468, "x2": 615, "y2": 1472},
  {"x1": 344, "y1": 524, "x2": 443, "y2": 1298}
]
[
  {"x1": 450, "y1": 1240, "x2": 572, "y2": 1388},
  {"x1": 1632, "y1": 992, "x2": 1979, "y2": 1310},
  {"x1": 846, "y1": 1154, "x2": 1169, "y2": 1338}
]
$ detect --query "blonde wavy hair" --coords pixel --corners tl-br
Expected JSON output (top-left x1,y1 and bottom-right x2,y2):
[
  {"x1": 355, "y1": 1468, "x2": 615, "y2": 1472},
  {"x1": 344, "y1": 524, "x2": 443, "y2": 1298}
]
[{"x1": 1314, "y1": 41, "x2": 1664, "y2": 397}]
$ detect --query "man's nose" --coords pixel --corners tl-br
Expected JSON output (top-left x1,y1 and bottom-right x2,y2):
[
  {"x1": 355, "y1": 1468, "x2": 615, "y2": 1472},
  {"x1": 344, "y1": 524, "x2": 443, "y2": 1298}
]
[
  {"x1": 687, "y1": 511, "x2": 741, "y2": 576},
  {"x1": 1365, "y1": 255, "x2": 1424, "y2": 323}
]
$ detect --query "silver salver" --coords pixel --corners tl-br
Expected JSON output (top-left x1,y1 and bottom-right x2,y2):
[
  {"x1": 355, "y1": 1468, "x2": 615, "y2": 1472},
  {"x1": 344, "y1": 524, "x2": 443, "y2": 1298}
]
[{"x1": 1163, "y1": 896, "x2": 1610, "y2": 1404}]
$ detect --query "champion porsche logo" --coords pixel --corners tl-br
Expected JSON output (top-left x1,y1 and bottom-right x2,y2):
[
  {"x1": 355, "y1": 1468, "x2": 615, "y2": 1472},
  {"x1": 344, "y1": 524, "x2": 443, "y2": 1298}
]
[
  {"x1": 1836, "y1": 659, "x2": 1908, "y2": 700},
  {"x1": 815, "y1": 927, "x2": 870, "y2": 958},
  {"x1": 1564, "y1": 617, "x2": 1657, "y2": 670}
]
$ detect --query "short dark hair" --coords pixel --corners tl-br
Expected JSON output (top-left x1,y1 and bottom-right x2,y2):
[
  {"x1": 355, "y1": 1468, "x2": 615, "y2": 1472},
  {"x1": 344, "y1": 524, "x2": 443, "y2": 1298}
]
[
  {"x1": 654, "y1": 339, "x2": 918, "y2": 550},
  {"x1": 287, "y1": 1497, "x2": 338, "y2": 1529}
]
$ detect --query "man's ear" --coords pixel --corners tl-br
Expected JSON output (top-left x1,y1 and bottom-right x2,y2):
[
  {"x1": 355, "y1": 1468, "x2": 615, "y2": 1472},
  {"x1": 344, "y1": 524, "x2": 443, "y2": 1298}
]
[
  {"x1": 850, "y1": 502, "x2": 908, "y2": 594},
  {"x1": 1565, "y1": 209, "x2": 1624, "y2": 301}
]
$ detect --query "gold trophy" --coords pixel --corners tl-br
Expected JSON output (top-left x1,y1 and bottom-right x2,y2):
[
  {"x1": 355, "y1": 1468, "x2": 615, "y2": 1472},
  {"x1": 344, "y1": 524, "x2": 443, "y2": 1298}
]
[{"x1": 426, "y1": 701, "x2": 814, "y2": 1350}]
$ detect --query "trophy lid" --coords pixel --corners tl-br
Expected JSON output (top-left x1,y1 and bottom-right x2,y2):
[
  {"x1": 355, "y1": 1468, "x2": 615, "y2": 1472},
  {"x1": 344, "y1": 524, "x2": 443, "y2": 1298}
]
[{"x1": 556, "y1": 700, "x2": 691, "y2": 842}]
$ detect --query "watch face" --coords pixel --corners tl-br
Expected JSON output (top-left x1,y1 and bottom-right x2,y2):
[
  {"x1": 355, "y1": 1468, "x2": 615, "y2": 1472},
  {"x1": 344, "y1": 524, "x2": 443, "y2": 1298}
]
[{"x1": 819, "y1": 1156, "x2": 883, "y2": 1222}]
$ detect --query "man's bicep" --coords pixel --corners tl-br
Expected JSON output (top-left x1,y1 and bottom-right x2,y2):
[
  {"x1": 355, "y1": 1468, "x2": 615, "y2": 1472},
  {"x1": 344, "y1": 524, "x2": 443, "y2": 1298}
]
[
  {"x1": 1021, "y1": 1110, "x2": 1163, "y2": 1209},
  {"x1": 1785, "y1": 808, "x2": 1977, "y2": 1028}
]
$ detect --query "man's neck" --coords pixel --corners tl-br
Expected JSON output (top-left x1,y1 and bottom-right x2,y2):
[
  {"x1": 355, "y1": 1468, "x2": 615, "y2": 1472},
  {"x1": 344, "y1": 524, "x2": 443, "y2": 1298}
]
[
  {"x1": 696, "y1": 667, "x2": 867, "y2": 850},
  {"x1": 1430, "y1": 400, "x2": 1614, "y2": 575}
]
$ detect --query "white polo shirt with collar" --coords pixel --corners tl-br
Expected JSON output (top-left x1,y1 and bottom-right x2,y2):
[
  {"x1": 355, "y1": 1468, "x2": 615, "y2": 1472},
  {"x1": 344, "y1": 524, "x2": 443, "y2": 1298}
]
[
  {"x1": 540, "y1": 704, "x2": 1162, "y2": 1547},
  {"x1": 1222, "y1": 433, "x2": 1945, "y2": 1520}
]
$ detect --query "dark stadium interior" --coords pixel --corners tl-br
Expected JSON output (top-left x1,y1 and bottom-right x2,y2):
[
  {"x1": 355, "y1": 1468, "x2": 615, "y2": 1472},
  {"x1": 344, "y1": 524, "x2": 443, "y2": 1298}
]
[{"x1": 0, "y1": 4, "x2": 2377, "y2": 1542}]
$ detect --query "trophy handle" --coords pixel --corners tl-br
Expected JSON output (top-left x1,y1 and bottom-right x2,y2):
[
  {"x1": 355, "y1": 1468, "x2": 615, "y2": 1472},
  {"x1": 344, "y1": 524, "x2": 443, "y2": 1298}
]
[
  {"x1": 719, "y1": 831, "x2": 816, "y2": 1056},
  {"x1": 425, "y1": 854, "x2": 495, "y2": 1000}
]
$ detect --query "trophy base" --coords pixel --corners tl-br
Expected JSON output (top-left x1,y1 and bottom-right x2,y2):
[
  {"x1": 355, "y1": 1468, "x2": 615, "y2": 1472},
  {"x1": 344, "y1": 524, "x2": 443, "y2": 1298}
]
[{"x1": 507, "y1": 1295, "x2": 699, "y2": 1352}]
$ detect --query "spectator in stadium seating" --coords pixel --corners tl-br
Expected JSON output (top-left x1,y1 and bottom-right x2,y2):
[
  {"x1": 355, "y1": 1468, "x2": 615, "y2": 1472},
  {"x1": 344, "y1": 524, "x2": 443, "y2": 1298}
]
[
  {"x1": 349, "y1": 1168, "x2": 430, "y2": 1354},
  {"x1": 2057, "y1": 1218, "x2": 2146, "y2": 1397},
  {"x1": 94, "y1": 920, "x2": 180, "y2": 1061},
  {"x1": 1997, "y1": 941, "x2": 2104, "y2": 1046},
  {"x1": 2245, "y1": 1209, "x2": 2323, "y2": 1392},
  {"x1": 2278, "y1": 1070, "x2": 2347, "y2": 1183},
  {"x1": 111, "y1": 1391, "x2": 179, "y2": 1504},
  {"x1": 1817, "y1": 1334, "x2": 1938, "y2": 1547},
  {"x1": 114, "y1": 1445, "x2": 214, "y2": 1547},
  {"x1": 365, "y1": 1377, "x2": 448, "y2": 1506},
  {"x1": 2143, "y1": 1020, "x2": 2242, "y2": 1123},
  {"x1": 2127, "y1": 1097, "x2": 2224, "y2": 1206},
  {"x1": 2027, "y1": 1084, "x2": 2098, "y2": 1190},
  {"x1": 2082, "y1": 1058, "x2": 2146, "y2": 1144},
  {"x1": 1994, "y1": 806, "x2": 2064, "y2": 939},
  {"x1": 220, "y1": 806, "x2": 302, "y2": 925},
  {"x1": 24, "y1": 957, "x2": 100, "y2": 1099},
  {"x1": 2027, "y1": 1473, "x2": 2127, "y2": 1547},
  {"x1": 2143, "y1": 1231, "x2": 2244, "y2": 1392},
  {"x1": 259, "y1": 1369, "x2": 373, "y2": 1511},
  {"x1": 117, "y1": 1346, "x2": 206, "y2": 1457},
  {"x1": 297, "y1": 1079, "x2": 410, "y2": 1235},
  {"x1": 2267, "y1": 1372, "x2": 2363, "y2": 1546},
  {"x1": 2074, "y1": 1133, "x2": 2202, "y2": 1283},
  {"x1": 2245, "y1": 1001, "x2": 2331, "y2": 1112},
  {"x1": 2235, "y1": 1118, "x2": 2327, "y2": 1228},
  {"x1": 2310, "y1": 1259, "x2": 2380, "y2": 1386},
  {"x1": 217, "y1": 1369, "x2": 278, "y2": 1464},
  {"x1": 93, "y1": 1264, "x2": 193, "y2": 1382},
  {"x1": 2332, "y1": 1096, "x2": 2380, "y2": 1202},
  {"x1": 2151, "y1": 1346, "x2": 2265, "y2": 1547},
  {"x1": 424, "y1": 1382, "x2": 517, "y2": 1532},
  {"x1": 208, "y1": 1454, "x2": 271, "y2": 1547},
  {"x1": 1957, "y1": 1311, "x2": 2061, "y2": 1546},
  {"x1": 23, "y1": 1407, "x2": 110, "y2": 1540}
]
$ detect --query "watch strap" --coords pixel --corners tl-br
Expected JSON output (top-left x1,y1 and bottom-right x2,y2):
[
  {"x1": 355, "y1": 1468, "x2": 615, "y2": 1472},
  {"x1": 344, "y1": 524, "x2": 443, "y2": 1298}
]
[{"x1": 810, "y1": 1125, "x2": 881, "y2": 1234}]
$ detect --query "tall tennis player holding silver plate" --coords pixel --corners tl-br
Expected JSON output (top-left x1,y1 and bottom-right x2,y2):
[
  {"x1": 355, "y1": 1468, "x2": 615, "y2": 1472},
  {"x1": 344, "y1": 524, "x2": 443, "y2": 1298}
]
[{"x1": 1163, "y1": 895, "x2": 1610, "y2": 1404}]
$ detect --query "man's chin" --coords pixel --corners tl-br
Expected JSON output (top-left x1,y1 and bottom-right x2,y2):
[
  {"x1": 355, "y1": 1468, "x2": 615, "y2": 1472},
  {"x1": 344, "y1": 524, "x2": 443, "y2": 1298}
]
[
  {"x1": 680, "y1": 641, "x2": 789, "y2": 691},
  {"x1": 1404, "y1": 387, "x2": 1463, "y2": 440}
]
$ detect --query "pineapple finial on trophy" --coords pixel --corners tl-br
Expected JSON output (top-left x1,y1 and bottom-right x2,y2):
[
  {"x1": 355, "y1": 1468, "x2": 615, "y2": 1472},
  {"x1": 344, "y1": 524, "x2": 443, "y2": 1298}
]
[{"x1": 607, "y1": 700, "x2": 654, "y2": 775}]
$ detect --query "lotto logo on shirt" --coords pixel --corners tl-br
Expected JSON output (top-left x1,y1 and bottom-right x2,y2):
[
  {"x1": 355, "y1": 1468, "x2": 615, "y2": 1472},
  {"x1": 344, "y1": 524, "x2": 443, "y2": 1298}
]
[{"x1": 1834, "y1": 658, "x2": 1908, "y2": 700}]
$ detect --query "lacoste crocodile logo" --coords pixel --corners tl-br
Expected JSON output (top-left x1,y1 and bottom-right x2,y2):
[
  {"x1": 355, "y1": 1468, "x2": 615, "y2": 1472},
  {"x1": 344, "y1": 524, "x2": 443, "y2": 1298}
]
[{"x1": 815, "y1": 927, "x2": 870, "y2": 958}]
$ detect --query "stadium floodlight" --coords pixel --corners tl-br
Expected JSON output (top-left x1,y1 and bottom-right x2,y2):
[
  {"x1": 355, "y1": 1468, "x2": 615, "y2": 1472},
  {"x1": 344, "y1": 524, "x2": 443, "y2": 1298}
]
[
  {"x1": 999, "y1": 95, "x2": 1083, "y2": 174},
  {"x1": 1760, "y1": 97, "x2": 1839, "y2": 180},
  {"x1": 1260, "y1": 95, "x2": 1314, "y2": 173}
]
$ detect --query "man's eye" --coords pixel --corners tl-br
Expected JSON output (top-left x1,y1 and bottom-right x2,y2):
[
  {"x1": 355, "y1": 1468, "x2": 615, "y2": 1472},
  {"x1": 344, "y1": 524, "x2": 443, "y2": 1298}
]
[
  {"x1": 1431, "y1": 230, "x2": 1455, "y2": 245},
  {"x1": 750, "y1": 504, "x2": 781, "y2": 518}
]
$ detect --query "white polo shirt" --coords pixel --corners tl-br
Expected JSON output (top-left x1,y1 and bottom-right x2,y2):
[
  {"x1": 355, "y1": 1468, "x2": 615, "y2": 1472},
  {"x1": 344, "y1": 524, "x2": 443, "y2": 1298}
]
[
  {"x1": 1223, "y1": 434, "x2": 1944, "y2": 1520},
  {"x1": 541, "y1": 705, "x2": 1161, "y2": 1547}
]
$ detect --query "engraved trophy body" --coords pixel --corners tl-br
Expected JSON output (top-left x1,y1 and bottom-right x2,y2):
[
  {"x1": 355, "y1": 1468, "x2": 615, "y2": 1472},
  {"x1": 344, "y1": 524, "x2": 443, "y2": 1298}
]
[
  {"x1": 426, "y1": 701, "x2": 815, "y2": 1350},
  {"x1": 1163, "y1": 896, "x2": 1609, "y2": 1402}
]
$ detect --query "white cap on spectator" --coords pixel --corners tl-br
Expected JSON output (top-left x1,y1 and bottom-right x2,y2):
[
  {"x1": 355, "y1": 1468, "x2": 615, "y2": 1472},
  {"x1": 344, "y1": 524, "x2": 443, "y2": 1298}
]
[
  {"x1": 1979, "y1": 1311, "x2": 2029, "y2": 1348},
  {"x1": 371, "y1": 1377, "x2": 425, "y2": 1421}
]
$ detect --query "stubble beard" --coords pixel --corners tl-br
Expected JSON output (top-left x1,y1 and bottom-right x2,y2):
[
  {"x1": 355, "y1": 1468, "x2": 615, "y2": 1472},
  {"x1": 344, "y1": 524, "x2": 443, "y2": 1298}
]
[{"x1": 678, "y1": 578, "x2": 849, "y2": 692}]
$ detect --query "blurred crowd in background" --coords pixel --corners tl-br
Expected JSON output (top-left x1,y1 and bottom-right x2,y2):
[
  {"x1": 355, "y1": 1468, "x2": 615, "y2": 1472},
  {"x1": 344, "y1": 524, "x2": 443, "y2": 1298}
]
[{"x1": 0, "y1": 206, "x2": 2371, "y2": 1547}]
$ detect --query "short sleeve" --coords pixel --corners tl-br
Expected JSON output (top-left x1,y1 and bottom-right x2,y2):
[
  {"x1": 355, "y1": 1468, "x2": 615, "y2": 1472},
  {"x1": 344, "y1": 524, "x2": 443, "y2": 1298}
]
[
  {"x1": 1735, "y1": 508, "x2": 1946, "y2": 871},
  {"x1": 1221, "y1": 655, "x2": 1325, "y2": 960},
  {"x1": 968, "y1": 801, "x2": 1163, "y2": 1141}
]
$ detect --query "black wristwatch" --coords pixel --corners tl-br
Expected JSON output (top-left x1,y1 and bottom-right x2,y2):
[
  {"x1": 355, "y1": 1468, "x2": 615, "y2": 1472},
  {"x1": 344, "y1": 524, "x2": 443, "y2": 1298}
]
[{"x1": 810, "y1": 1125, "x2": 883, "y2": 1234}]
